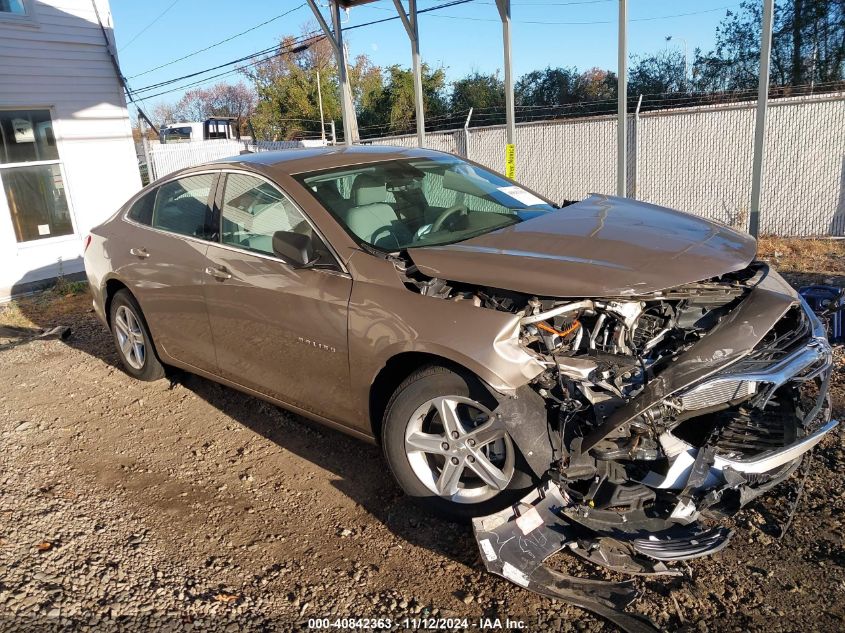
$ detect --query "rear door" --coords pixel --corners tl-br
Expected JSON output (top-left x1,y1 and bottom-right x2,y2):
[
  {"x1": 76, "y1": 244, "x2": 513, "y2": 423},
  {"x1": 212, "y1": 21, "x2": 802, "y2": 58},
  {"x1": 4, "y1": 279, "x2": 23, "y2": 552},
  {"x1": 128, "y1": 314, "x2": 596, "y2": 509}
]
[
  {"x1": 120, "y1": 172, "x2": 218, "y2": 373},
  {"x1": 202, "y1": 171, "x2": 354, "y2": 422}
]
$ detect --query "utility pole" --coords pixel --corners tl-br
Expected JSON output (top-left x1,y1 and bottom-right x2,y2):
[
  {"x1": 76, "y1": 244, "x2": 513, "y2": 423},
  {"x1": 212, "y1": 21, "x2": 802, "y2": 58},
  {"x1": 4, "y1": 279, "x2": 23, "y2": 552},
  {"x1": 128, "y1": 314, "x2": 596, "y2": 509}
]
[
  {"x1": 316, "y1": 69, "x2": 326, "y2": 142},
  {"x1": 749, "y1": 0, "x2": 774, "y2": 237},
  {"x1": 617, "y1": 0, "x2": 627, "y2": 197}
]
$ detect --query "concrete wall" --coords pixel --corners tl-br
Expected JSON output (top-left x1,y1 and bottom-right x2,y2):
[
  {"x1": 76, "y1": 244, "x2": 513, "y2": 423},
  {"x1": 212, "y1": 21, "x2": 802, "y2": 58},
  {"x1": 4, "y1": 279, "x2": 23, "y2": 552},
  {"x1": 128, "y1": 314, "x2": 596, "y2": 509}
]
[{"x1": 0, "y1": 0, "x2": 141, "y2": 301}]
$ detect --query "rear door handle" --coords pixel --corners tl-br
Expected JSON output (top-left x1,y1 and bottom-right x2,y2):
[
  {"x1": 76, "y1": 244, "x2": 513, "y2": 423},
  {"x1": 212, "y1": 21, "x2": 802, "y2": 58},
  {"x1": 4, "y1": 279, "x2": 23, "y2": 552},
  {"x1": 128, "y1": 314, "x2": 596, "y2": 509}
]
[
  {"x1": 204, "y1": 266, "x2": 232, "y2": 280},
  {"x1": 129, "y1": 247, "x2": 150, "y2": 258}
]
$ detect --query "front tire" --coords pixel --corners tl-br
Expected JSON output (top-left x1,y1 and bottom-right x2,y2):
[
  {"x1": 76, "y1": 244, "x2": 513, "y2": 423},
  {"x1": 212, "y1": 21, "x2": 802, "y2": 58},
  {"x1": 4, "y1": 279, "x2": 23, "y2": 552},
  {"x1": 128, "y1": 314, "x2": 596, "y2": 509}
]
[
  {"x1": 382, "y1": 365, "x2": 532, "y2": 520},
  {"x1": 109, "y1": 289, "x2": 165, "y2": 381}
]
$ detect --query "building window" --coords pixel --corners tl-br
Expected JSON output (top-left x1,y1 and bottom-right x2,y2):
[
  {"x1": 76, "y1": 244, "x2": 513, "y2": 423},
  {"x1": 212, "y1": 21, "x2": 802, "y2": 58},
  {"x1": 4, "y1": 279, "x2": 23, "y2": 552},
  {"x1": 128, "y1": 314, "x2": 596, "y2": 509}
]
[
  {"x1": 0, "y1": 110, "x2": 74, "y2": 243},
  {"x1": 0, "y1": 0, "x2": 27, "y2": 16}
]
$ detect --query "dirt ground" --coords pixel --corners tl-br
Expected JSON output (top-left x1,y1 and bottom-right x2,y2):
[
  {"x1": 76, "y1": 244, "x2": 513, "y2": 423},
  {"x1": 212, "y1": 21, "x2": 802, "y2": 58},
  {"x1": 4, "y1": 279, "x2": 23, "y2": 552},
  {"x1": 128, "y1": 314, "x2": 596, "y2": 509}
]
[{"x1": 1, "y1": 239, "x2": 844, "y2": 632}]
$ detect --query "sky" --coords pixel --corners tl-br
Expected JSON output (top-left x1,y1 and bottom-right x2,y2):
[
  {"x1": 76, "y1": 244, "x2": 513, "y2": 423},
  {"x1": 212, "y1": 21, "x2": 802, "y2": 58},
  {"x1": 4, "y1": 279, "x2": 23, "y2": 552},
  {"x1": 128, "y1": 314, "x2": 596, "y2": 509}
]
[{"x1": 111, "y1": 0, "x2": 742, "y2": 111}]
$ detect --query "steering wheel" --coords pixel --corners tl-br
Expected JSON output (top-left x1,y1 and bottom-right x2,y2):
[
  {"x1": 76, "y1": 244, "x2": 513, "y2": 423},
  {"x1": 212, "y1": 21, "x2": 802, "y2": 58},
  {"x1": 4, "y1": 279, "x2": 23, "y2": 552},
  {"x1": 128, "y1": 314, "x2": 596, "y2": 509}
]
[{"x1": 431, "y1": 204, "x2": 467, "y2": 232}]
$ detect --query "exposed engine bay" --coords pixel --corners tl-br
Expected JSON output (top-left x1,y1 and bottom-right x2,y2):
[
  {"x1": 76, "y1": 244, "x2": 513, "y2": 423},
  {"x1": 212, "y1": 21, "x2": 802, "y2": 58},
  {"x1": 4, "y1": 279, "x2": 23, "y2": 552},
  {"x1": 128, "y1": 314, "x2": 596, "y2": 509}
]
[{"x1": 399, "y1": 257, "x2": 837, "y2": 632}]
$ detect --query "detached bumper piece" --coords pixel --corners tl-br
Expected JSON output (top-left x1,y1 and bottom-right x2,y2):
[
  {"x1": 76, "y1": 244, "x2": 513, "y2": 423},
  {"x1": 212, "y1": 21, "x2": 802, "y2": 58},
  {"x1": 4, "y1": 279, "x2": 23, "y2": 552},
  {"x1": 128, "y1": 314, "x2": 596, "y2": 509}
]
[{"x1": 472, "y1": 482, "x2": 733, "y2": 633}]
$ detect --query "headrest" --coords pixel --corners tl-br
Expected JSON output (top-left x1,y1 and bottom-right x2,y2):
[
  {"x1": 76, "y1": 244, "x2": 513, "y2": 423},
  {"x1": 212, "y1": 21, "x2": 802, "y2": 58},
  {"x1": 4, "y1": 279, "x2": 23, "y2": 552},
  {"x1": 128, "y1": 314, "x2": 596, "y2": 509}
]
[
  {"x1": 352, "y1": 174, "x2": 387, "y2": 206},
  {"x1": 315, "y1": 182, "x2": 343, "y2": 207}
]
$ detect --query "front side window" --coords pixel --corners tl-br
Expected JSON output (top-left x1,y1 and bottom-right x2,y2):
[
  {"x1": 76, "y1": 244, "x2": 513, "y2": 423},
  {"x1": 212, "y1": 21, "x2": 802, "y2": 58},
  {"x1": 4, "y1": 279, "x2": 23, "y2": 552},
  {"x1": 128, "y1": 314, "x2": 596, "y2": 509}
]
[
  {"x1": 0, "y1": 109, "x2": 73, "y2": 243},
  {"x1": 296, "y1": 156, "x2": 556, "y2": 251},
  {"x1": 152, "y1": 174, "x2": 214, "y2": 238},
  {"x1": 220, "y1": 173, "x2": 330, "y2": 260}
]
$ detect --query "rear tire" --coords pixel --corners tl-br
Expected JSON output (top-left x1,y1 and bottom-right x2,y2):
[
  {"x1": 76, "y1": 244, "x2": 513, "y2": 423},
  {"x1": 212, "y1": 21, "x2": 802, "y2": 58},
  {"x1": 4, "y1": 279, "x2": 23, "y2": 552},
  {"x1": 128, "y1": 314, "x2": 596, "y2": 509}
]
[
  {"x1": 382, "y1": 365, "x2": 533, "y2": 521},
  {"x1": 109, "y1": 289, "x2": 165, "y2": 381}
]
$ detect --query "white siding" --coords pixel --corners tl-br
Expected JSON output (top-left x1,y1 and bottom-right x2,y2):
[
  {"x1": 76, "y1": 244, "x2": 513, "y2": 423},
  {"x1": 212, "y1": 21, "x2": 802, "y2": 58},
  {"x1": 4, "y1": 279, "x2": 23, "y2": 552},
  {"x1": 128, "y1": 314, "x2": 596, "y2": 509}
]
[{"x1": 0, "y1": 0, "x2": 141, "y2": 300}]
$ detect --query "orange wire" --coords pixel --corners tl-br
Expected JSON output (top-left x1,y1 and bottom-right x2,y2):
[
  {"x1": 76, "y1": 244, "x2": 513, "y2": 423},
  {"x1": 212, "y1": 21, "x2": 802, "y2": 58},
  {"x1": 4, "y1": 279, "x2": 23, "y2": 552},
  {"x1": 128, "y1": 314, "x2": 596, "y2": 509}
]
[{"x1": 537, "y1": 319, "x2": 581, "y2": 338}]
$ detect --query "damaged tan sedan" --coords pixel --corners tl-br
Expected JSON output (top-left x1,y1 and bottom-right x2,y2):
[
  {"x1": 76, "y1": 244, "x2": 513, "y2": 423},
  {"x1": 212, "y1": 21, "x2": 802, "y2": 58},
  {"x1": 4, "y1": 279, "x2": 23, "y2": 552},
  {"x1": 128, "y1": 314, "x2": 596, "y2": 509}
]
[{"x1": 85, "y1": 147, "x2": 835, "y2": 630}]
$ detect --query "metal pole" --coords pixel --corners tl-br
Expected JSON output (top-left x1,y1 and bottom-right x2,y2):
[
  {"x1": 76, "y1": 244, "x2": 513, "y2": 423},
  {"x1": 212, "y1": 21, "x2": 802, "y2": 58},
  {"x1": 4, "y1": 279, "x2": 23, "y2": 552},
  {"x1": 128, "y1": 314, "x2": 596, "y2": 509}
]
[
  {"x1": 316, "y1": 69, "x2": 326, "y2": 142},
  {"x1": 332, "y1": 4, "x2": 357, "y2": 145},
  {"x1": 631, "y1": 94, "x2": 642, "y2": 199},
  {"x1": 393, "y1": 0, "x2": 425, "y2": 147},
  {"x1": 617, "y1": 0, "x2": 627, "y2": 197},
  {"x1": 306, "y1": 0, "x2": 357, "y2": 146},
  {"x1": 330, "y1": 120, "x2": 337, "y2": 145},
  {"x1": 410, "y1": 0, "x2": 424, "y2": 147},
  {"x1": 496, "y1": 0, "x2": 516, "y2": 178},
  {"x1": 463, "y1": 107, "x2": 473, "y2": 159},
  {"x1": 749, "y1": 0, "x2": 774, "y2": 237}
]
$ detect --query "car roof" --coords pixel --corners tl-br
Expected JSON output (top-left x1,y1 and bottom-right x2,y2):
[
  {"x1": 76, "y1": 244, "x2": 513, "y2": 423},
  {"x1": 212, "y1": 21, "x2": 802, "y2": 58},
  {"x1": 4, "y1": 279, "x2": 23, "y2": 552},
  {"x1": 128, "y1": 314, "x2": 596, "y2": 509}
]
[{"x1": 204, "y1": 144, "x2": 452, "y2": 177}]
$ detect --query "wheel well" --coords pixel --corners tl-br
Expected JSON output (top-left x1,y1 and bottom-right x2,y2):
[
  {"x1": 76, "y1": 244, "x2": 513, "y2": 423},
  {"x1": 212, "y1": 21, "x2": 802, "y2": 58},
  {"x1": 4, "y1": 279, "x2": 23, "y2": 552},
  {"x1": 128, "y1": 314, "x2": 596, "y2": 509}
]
[
  {"x1": 369, "y1": 352, "x2": 474, "y2": 444},
  {"x1": 103, "y1": 279, "x2": 130, "y2": 325}
]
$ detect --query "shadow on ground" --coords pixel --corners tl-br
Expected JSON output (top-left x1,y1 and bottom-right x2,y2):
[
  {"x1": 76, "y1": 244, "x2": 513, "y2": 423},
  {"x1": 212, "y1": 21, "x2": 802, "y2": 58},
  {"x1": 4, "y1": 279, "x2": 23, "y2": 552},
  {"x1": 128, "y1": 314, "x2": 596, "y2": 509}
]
[{"x1": 7, "y1": 290, "x2": 480, "y2": 567}]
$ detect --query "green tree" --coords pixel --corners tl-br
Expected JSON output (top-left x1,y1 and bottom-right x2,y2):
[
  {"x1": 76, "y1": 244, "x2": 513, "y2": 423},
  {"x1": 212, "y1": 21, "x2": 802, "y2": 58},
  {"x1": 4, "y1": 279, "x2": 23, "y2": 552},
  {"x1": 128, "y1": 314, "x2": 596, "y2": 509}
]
[
  {"x1": 516, "y1": 67, "x2": 583, "y2": 106},
  {"x1": 450, "y1": 71, "x2": 505, "y2": 112},
  {"x1": 695, "y1": 0, "x2": 845, "y2": 91},
  {"x1": 579, "y1": 67, "x2": 618, "y2": 101},
  {"x1": 358, "y1": 64, "x2": 448, "y2": 135},
  {"x1": 628, "y1": 49, "x2": 689, "y2": 96},
  {"x1": 243, "y1": 35, "x2": 338, "y2": 140}
]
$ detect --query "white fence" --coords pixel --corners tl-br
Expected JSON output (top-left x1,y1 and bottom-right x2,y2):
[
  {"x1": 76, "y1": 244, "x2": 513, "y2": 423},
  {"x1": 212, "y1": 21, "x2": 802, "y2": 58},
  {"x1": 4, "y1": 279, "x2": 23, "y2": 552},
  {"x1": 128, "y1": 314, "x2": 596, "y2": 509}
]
[
  {"x1": 365, "y1": 92, "x2": 845, "y2": 237},
  {"x1": 144, "y1": 139, "x2": 327, "y2": 182}
]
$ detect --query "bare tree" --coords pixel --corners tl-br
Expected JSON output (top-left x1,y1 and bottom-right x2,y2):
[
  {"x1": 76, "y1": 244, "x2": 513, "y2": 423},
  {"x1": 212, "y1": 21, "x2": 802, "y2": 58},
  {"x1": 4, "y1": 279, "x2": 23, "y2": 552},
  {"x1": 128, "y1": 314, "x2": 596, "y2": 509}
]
[
  {"x1": 174, "y1": 82, "x2": 257, "y2": 131},
  {"x1": 151, "y1": 101, "x2": 181, "y2": 128}
]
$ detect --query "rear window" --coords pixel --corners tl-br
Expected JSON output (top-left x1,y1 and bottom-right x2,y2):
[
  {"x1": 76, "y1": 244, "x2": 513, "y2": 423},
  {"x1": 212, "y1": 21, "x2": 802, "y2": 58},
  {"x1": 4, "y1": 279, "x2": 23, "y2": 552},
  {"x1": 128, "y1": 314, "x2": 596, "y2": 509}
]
[
  {"x1": 126, "y1": 190, "x2": 156, "y2": 225},
  {"x1": 152, "y1": 174, "x2": 215, "y2": 238}
]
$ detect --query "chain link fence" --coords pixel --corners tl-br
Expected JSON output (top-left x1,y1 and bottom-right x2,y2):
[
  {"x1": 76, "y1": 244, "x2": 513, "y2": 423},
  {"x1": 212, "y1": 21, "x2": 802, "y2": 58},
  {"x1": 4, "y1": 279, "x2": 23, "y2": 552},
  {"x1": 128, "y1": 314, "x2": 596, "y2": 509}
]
[
  {"x1": 141, "y1": 92, "x2": 845, "y2": 236},
  {"x1": 365, "y1": 92, "x2": 845, "y2": 237}
]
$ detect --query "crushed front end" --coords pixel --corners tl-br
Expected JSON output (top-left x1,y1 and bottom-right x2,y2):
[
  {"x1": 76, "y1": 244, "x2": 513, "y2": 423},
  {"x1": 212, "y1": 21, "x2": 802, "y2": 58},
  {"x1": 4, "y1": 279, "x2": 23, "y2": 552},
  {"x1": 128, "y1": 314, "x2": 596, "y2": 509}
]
[{"x1": 470, "y1": 263, "x2": 836, "y2": 631}]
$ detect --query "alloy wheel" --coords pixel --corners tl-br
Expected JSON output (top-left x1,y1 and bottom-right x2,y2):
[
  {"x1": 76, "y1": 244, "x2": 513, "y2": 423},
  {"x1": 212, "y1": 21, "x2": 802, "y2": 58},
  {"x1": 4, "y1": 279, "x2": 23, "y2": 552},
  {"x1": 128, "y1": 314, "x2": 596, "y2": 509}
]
[
  {"x1": 114, "y1": 305, "x2": 146, "y2": 370},
  {"x1": 404, "y1": 396, "x2": 515, "y2": 504}
]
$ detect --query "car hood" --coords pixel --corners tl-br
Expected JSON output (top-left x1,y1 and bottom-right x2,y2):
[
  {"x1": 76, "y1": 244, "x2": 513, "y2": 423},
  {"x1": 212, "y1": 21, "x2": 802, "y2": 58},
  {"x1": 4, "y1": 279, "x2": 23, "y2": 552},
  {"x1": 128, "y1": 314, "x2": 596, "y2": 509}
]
[{"x1": 407, "y1": 194, "x2": 757, "y2": 297}]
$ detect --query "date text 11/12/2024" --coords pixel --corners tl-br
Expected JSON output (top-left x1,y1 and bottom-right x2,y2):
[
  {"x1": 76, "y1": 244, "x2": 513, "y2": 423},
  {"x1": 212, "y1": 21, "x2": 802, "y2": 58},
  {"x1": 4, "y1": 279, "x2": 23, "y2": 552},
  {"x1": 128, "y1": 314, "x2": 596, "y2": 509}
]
[{"x1": 307, "y1": 617, "x2": 527, "y2": 630}]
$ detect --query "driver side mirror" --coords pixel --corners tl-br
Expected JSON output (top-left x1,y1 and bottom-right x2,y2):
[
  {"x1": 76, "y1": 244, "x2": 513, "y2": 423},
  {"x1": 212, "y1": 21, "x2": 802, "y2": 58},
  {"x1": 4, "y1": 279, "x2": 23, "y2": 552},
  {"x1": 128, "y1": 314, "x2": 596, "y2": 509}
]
[{"x1": 272, "y1": 231, "x2": 315, "y2": 267}]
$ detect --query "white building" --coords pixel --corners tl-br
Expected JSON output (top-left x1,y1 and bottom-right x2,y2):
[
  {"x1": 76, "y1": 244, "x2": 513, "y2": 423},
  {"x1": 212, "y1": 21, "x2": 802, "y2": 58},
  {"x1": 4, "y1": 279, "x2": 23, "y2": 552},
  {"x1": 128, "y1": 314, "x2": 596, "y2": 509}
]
[{"x1": 0, "y1": 0, "x2": 141, "y2": 300}]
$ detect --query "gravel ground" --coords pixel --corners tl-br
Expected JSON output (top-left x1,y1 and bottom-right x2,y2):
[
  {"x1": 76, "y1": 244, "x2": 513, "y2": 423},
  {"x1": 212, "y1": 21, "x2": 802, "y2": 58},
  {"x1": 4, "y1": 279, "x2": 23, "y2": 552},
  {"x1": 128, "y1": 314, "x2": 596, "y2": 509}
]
[{"x1": 1, "y1": 288, "x2": 844, "y2": 632}]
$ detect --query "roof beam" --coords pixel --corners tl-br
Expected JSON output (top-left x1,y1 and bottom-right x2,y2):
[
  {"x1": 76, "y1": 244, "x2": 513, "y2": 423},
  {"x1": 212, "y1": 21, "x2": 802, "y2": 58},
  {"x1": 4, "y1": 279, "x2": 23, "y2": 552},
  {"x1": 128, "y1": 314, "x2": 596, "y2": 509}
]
[
  {"x1": 306, "y1": 0, "x2": 359, "y2": 145},
  {"x1": 393, "y1": 0, "x2": 425, "y2": 147}
]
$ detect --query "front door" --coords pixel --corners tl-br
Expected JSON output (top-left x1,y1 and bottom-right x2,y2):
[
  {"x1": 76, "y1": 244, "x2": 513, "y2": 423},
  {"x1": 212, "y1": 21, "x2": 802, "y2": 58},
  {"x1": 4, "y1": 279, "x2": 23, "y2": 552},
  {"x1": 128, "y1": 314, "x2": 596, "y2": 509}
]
[{"x1": 202, "y1": 172, "x2": 354, "y2": 423}]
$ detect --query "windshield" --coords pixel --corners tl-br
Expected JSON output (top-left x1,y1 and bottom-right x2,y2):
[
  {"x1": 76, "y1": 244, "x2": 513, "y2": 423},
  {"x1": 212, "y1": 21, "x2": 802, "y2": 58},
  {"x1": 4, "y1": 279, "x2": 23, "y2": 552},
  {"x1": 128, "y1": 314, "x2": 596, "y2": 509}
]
[{"x1": 295, "y1": 155, "x2": 556, "y2": 251}]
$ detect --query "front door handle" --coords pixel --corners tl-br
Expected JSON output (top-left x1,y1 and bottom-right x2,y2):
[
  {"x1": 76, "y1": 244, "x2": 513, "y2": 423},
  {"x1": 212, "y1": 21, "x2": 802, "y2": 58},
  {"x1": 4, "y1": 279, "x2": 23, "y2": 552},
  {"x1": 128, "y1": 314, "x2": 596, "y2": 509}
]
[
  {"x1": 204, "y1": 266, "x2": 232, "y2": 280},
  {"x1": 129, "y1": 247, "x2": 150, "y2": 258}
]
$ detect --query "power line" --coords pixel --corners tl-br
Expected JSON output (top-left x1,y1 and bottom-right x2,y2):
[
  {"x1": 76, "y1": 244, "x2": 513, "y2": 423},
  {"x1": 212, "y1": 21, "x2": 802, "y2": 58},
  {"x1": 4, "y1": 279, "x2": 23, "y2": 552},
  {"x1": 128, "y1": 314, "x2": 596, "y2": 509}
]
[
  {"x1": 343, "y1": 0, "x2": 478, "y2": 31},
  {"x1": 363, "y1": 0, "x2": 613, "y2": 9},
  {"x1": 127, "y1": 0, "x2": 740, "y2": 108},
  {"x1": 119, "y1": 0, "x2": 182, "y2": 52},
  {"x1": 423, "y1": 4, "x2": 739, "y2": 25},
  {"x1": 134, "y1": 34, "x2": 325, "y2": 101},
  {"x1": 128, "y1": 4, "x2": 307, "y2": 79},
  {"x1": 130, "y1": 0, "x2": 476, "y2": 97},
  {"x1": 132, "y1": 30, "x2": 321, "y2": 95}
]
